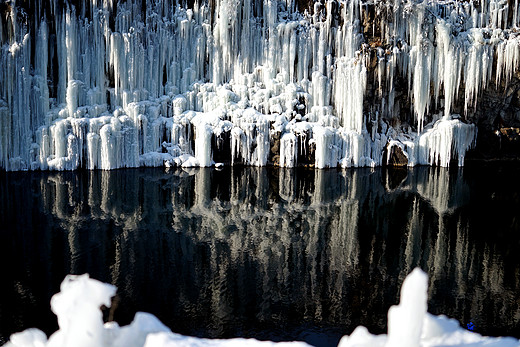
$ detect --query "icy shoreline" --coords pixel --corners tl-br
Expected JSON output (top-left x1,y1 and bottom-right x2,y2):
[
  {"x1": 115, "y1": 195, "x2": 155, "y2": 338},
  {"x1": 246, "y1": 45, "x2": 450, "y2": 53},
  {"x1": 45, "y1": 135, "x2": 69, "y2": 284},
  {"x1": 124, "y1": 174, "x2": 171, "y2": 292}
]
[
  {"x1": 20, "y1": 98, "x2": 478, "y2": 171},
  {"x1": 4, "y1": 269, "x2": 519, "y2": 347}
]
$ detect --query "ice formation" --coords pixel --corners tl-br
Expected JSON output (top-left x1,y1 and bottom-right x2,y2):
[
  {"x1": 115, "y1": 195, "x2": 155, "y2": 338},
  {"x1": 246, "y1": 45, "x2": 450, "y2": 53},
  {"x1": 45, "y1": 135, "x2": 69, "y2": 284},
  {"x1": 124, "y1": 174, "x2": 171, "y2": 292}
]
[
  {"x1": 338, "y1": 269, "x2": 520, "y2": 347},
  {"x1": 4, "y1": 270, "x2": 519, "y2": 347},
  {"x1": 2, "y1": 274, "x2": 311, "y2": 347},
  {"x1": 4, "y1": 0, "x2": 520, "y2": 171}
]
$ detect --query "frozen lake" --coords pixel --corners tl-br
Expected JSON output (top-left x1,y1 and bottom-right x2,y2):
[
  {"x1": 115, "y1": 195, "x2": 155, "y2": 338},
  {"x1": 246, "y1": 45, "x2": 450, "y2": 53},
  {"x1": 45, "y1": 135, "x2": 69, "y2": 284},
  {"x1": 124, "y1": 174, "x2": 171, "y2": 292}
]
[{"x1": 0, "y1": 165, "x2": 519, "y2": 346}]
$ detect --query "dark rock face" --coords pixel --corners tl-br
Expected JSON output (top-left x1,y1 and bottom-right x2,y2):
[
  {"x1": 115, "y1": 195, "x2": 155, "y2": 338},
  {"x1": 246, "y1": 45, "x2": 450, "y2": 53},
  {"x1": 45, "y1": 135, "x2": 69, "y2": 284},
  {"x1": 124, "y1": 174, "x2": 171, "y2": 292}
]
[
  {"x1": 465, "y1": 74, "x2": 520, "y2": 160},
  {"x1": 213, "y1": 131, "x2": 232, "y2": 164},
  {"x1": 296, "y1": 130, "x2": 315, "y2": 167},
  {"x1": 269, "y1": 131, "x2": 281, "y2": 166},
  {"x1": 384, "y1": 144, "x2": 408, "y2": 167},
  {"x1": 496, "y1": 127, "x2": 520, "y2": 157}
]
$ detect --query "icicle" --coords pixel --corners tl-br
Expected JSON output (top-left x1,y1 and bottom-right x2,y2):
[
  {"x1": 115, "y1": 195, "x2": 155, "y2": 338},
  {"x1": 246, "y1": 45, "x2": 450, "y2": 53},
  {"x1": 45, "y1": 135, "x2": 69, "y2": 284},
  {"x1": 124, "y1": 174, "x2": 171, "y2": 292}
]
[
  {"x1": 417, "y1": 116, "x2": 477, "y2": 167},
  {"x1": 333, "y1": 57, "x2": 366, "y2": 133},
  {"x1": 194, "y1": 123, "x2": 213, "y2": 167},
  {"x1": 280, "y1": 132, "x2": 297, "y2": 167}
]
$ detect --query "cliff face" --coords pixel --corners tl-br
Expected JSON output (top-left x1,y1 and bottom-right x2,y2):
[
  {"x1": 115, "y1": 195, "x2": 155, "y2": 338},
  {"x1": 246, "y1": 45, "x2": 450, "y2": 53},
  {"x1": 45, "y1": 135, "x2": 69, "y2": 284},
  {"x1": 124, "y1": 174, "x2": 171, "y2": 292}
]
[{"x1": 1, "y1": 0, "x2": 519, "y2": 171}]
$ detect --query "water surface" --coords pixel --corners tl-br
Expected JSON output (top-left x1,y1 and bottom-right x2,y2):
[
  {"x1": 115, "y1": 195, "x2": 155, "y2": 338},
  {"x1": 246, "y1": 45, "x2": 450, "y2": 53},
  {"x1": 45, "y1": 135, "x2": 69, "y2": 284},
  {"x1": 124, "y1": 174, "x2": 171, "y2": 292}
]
[{"x1": 0, "y1": 166, "x2": 519, "y2": 346}]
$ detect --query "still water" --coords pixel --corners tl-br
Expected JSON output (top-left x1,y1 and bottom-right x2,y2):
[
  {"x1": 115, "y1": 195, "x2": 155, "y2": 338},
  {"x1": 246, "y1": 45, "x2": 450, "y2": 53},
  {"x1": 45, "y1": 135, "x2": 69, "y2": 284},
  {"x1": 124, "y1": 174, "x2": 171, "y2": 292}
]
[{"x1": 0, "y1": 165, "x2": 519, "y2": 346}]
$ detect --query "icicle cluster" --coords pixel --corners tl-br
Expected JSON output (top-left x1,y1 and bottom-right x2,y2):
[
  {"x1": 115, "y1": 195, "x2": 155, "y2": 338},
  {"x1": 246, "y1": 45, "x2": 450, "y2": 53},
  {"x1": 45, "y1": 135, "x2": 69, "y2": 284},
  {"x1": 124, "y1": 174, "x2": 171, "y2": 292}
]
[{"x1": 1, "y1": 0, "x2": 517, "y2": 171}]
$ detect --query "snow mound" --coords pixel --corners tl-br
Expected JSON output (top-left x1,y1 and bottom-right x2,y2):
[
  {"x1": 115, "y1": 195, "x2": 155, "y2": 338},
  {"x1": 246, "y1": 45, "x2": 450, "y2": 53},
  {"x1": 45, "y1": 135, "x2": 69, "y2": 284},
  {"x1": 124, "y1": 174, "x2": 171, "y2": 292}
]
[
  {"x1": 2, "y1": 275, "x2": 310, "y2": 347},
  {"x1": 339, "y1": 269, "x2": 520, "y2": 347},
  {"x1": 3, "y1": 270, "x2": 520, "y2": 347}
]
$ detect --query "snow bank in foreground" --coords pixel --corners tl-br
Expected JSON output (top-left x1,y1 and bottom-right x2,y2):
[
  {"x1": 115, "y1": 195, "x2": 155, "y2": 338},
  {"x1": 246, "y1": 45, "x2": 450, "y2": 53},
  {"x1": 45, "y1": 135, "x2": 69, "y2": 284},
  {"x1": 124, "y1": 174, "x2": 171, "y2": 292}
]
[
  {"x1": 339, "y1": 269, "x2": 520, "y2": 347},
  {"x1": 3, "y1": 274, "x2": 310, "y2": 347},
  {"x1": 3, "y1": 270, "x2": 519, "y2": 347}
]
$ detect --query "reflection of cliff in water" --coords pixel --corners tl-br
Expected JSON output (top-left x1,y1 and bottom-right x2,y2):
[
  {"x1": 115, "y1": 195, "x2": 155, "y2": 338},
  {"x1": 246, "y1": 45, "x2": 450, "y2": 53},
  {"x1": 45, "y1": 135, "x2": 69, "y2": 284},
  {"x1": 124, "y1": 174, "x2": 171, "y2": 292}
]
[{"x1": 0, "y1": 166, "x2": 519, "y2": 345}]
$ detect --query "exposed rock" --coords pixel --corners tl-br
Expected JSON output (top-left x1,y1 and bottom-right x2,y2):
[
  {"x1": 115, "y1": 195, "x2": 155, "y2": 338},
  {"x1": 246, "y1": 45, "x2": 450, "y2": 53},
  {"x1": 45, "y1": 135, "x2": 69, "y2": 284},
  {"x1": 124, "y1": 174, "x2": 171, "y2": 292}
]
[
  {"x1": 269, "y1": 131, "x2": 281, "y2": 166},
  {"x1": 499, "y1": 127, "x2": 520, "y2": 142},
  {"x1": 383, "y1": 143, "x2": 408, "y2": 167},
  {"x1": 212, "y1": 130, "x2": 232, "y2": 164},
  {"x1": 271, "y1": 155, "x2": 280, "y2": 167}
]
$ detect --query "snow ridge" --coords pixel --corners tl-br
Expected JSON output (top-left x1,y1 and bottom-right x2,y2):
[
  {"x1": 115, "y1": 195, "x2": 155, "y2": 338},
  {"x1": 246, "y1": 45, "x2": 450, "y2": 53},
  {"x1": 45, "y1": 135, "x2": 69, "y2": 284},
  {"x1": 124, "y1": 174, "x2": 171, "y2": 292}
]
[{"x1": 4, "y1": 270, "x2": 519, "y2": 347}]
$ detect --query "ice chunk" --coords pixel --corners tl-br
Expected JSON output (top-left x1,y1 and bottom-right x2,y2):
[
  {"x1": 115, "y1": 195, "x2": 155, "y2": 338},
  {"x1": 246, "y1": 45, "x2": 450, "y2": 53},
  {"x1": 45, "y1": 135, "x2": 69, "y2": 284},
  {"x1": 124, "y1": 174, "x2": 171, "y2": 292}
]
[
  {"x1": 337, "y1": 326, "x2": 386, "y2": 347},
  {"x1": 47, "y1": 274, "x2": 116, "y2": 347},
  {"x1": 110, "y1": 313, "x2": 171, "y2": 347},
  {"x1": 3, "y1": 274, "x2": 311, "y2": 347},
  {"x1": 337, "y1": 268, "x2": 520, "y2": 347},
  {"x1": 4, "y1": 329, "x2": 48, "y2": 347},
  {"x1": 386, "y1": 268, "x2": 428, "y2": 347},
  {"x1": 143, "y1": 332, "x2": 311, "y2": 347}
]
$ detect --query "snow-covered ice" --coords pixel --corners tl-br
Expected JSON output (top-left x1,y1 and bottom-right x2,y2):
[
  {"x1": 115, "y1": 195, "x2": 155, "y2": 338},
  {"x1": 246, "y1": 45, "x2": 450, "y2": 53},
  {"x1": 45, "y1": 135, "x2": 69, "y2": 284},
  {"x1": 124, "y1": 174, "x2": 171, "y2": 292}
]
[
  {"x1": 3, "y1": 270, "x2": 519, "y2": 347},
  {"x1": 2, "y1": 275, "x2": 310, "y2": 347},
  {"x1": 338, "y1": 269, "x2": 520, "y2": 347}
]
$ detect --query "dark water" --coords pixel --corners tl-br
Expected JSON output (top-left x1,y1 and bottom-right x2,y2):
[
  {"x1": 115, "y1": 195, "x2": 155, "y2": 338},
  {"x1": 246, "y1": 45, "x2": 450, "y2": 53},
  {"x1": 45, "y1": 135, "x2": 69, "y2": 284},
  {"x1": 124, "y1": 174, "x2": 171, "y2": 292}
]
[{"x1": 0, "y1": 165, "x2": 519, "y2": 346}]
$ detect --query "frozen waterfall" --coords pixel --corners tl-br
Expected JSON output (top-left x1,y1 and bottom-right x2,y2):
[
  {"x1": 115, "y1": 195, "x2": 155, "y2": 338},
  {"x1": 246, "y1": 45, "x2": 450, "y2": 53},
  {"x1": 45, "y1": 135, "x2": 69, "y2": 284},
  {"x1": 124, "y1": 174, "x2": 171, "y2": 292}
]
[{"x1": 2, "y1": 0, "x2": 519, "y2": 171}]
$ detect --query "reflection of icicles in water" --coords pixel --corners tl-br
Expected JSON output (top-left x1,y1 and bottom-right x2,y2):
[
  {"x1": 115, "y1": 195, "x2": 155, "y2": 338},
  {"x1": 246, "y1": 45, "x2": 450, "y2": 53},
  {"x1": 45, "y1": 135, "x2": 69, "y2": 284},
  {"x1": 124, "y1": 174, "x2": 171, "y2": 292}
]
[
  {"x1": 406, "y1": 167, "x2": 470, "y2": 215},
  {"x1": 2, "y1": 167, "x2": 520, "y2": 341},
  {"x1": 403, "y1": 197, "x2": 423, "y2": 276}
]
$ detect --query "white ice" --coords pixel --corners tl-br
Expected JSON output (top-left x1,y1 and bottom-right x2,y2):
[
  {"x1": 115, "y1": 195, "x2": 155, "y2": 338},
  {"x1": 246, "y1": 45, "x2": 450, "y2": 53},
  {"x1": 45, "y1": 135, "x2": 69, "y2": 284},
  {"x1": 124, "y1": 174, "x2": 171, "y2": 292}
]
[
  {"x1": 2, "y1": 275, "x2": 311, "y2": 347},
  {"x1": 1, "y1": 0, "x2": 518, "y2": 171},
  {"x1": 338, "y1": 269, "x2": 520, "y2": 347},
  {"x1": 4, "y1": 270, "x2": 519, "y2": 347}
]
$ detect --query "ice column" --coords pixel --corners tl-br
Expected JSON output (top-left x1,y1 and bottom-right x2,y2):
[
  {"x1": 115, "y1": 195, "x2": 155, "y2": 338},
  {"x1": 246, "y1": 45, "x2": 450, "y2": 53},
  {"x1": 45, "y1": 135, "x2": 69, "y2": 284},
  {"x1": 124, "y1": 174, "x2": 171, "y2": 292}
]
[
  {"x1": 334, "y1": 57, "x2": 367, "y2": 133},
  {"x1": 48, "y1": 274, "x2": 116, "y2": 347},
  {"x1": 195, "y1": 123, "x2": 213, "y2": 167},
  {"x1": 386, "y1": 268, "x2": 428, "y2": 347}
]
